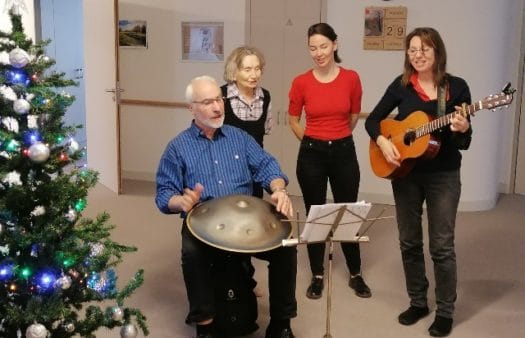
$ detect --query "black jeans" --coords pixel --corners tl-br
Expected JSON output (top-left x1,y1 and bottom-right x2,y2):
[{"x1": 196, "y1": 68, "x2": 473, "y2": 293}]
[
  {"x1": 181, "y1": 224, "x2": 297, "y2": 323},
  {"x1": 296, "y1": 135, "x2": 362, "y2": 276},
  {"x1": 392, "y1": 169, "x2": 460, "y2": 318}
]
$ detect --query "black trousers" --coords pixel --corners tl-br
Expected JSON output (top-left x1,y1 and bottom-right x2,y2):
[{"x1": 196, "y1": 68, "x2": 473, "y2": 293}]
[
  {"x1": 296, "y1": 135, "x2": 362, "y2": 276},
  {"x1": 181, "y1": 224, "x2": 297, "y2": 323}
]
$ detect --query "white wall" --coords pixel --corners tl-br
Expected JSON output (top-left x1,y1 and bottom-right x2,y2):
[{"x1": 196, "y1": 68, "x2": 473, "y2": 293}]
[
  {"x1": 119, "y1": 0, "x2": 246, "y2": 181},
  {"x1": 119, "y1": 0, "x2": 524, "y2": 211}
]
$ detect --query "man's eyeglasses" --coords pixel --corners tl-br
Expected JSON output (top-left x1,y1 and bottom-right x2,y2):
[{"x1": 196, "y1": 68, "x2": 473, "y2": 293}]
[
  {"x1": 407, "y1": 47, "x2": 433, "y2": 56},
  {"x1": 192, "y1": 96, "x2": 225, "y2": 106}
]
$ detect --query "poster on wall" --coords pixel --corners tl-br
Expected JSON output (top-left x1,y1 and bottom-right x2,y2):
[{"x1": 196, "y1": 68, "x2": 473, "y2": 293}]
[
  {"x1": 119, "y1": 20, "x2": 148, "y2": 48},
  {"x1": 363, "y1": 6, "x2": 407, "y2": 50},
  {"x1": 181, "y1": 22, "x2": 224, "y2": 61}
]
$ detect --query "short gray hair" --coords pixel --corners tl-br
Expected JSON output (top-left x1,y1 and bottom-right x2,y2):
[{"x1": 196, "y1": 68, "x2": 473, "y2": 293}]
[{"x1": 185, "y1": 75, "x2": 218, "y2": 102}]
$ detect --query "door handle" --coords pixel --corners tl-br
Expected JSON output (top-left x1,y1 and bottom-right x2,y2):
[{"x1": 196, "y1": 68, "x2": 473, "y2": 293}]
[{"x1": 105, "y1": 86, "x2": 125, "y2": 102}]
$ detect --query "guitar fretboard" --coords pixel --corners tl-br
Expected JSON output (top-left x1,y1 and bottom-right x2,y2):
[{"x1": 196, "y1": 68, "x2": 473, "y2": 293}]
[{"x1": 415, "y1": 93, "x2": 511, "y2": 138}]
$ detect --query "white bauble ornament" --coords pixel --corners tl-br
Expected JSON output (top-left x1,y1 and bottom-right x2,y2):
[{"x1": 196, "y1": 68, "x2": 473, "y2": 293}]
[
  {"x1": 67, "y1": 139, "x2": 80, "y2": 155},
  {"x1": 13, "y1": 98, "x2": 30, "y2": 114},
  {"x1": 89, "y1": 243, "x2": 105, "y2": 257},
  {"x1": 65, "y1": 208, "x2": 77, "y2": 223},
  {"x1": 9, "y1": 47, "x2": 30, "y2": 68},
  {"x1": 28, "y1": 142, "x2": 50, "y2": 163},
  {"x1": 62, "y1": 322, "x2": 75, "y2": 333},
  {"x1": 25, "y1": 323, "x2": 48, "y2": 338},
  {"x1": 111, "y1": 306, "x2": 124, "y2": 321},
  {"x1": 120, "y1": 324, "x2": 138, "y2": 338}
]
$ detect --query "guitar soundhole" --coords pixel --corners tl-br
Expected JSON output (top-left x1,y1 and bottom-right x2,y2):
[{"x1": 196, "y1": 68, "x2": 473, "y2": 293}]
[{"x1": 404, "y1": 129, "x2": 416, "y2": 145}]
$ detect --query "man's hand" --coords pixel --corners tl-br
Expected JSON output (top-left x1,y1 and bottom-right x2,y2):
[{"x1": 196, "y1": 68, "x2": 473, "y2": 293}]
[
  {"x1": 270, "y1": 189, "x2": 294, "y2": 217},
  {"x1": 169, "y1": 183, "x2": 204, "y2": 213}
]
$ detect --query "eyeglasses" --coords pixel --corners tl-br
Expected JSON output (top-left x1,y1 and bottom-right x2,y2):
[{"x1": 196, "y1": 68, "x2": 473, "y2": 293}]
[
  {"x1": 407, "y1": 47, "x2": 433, "y2": 56},
  {"x1": 192, "y1": 96, "x2": 225, "y2": 106}
]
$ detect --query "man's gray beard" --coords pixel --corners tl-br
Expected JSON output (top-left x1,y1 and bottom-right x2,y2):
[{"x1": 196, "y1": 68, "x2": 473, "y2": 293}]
[{"x1": 202, "y1": 116, "x2": 224, "y2": 129}]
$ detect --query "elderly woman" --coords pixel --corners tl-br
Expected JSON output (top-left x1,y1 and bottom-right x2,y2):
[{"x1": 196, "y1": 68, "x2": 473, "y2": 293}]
[{"x1": 222, "y1": 46, "x2": 272, "y2": 198}]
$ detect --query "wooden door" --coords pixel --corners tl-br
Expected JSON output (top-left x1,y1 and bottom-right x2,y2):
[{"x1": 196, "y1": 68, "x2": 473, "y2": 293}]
[
  {"x1": 83, "y1": 0, "x2": 122, "y2": 193},
  {"x1": 249, "y1": 0, "x2": 325, "y2": 196}
]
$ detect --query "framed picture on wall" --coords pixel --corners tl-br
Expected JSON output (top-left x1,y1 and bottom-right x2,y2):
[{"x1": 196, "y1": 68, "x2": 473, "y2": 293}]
[
  {"x1": 181, "y1": 21, "x2": 224, "y2": 61},
  {"x1": 119, "y1": 20, "x2": 148, "y2": 48}
]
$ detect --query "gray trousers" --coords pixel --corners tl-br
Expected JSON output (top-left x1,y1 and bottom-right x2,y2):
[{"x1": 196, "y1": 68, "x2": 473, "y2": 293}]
[{"x1": 392, "y1": 169, "x2": 460, "y2": 318}]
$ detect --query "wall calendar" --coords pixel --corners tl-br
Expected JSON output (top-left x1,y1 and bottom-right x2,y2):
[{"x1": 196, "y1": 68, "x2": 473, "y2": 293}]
[{"x1": 363, "y1": 6, "x2": 407, "y2": 50}]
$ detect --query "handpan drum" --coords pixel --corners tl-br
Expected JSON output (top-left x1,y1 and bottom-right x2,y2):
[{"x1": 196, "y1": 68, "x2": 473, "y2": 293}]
[{"x1": 186, "y1": 194, "x2": 292, "y2": 253}]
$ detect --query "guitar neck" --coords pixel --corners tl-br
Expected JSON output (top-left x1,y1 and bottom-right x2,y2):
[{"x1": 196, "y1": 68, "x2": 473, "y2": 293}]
[{"x1": 417, "y1": 102, "x2": 480, "y2": 137}]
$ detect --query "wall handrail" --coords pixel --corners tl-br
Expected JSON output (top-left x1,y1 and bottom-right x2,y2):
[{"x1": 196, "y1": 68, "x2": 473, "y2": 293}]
[
  {"x1": 120, "y1": 99, "x2": 377, "y2": 118},
  {"x1": 120, "y1": 98, "x2": 188, "y2": 109}
]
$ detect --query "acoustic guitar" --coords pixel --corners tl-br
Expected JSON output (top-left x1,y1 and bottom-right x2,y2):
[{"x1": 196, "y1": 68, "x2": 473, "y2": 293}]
[{"x1": 369, "y1": 83, "x2": 515, "y2": 179}]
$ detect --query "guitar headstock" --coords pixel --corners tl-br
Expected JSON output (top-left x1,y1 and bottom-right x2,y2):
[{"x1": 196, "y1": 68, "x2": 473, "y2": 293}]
[{"x1": 483, "y1": 82, "x2": 516, "y2": 110}]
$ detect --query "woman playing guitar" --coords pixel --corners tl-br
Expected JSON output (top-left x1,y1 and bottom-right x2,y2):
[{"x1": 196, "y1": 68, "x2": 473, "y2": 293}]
[{"x1": 365, "y1": 27, "x2": 472, "y2": 338}]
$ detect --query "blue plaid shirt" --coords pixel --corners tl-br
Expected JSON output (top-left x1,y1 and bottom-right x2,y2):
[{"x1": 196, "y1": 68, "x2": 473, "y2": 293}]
[{"x1": 155, "y1": 121, "x2": 288, "y2": 217}]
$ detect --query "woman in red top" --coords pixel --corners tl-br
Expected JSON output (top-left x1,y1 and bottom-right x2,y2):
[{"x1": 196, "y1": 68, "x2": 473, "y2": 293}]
[{"x1": 288, "y1": 22, "x2": 371, "y2": 300}]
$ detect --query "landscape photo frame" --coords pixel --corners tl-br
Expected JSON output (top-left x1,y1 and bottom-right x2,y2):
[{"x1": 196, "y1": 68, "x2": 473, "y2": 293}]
[{"x1": 119, "y1": 19, "x2": 148, "y2": 48}]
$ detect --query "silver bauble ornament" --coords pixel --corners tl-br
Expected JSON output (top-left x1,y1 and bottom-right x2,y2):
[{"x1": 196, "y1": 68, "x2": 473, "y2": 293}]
[
  {"x1": 55, "y1": 275, "x2": 72, "y2": 290},
  {"x1": 13, "y1": 98, "x2": 30, "y2": 114},
  {"x1": 89, "y1": 242, "x2": 105, "y2": 257},
  {"x1": 67, "y1": 139, "x2": 80, "y2": 155},
  {"x1": 65, "y1": 208, "x2": 77, "y2": 223},
  {"x1": 25, "y1": 323, "x2": 48, "y2": 338},
  {"x1": 9, "y1": 47, "x2": 30, "y2": 68},
  {"x1": 28, "y1": 142, "x2": 50, "y2": 163},
  {"x1": 62, "y1": 322, "x2": 75, "y2": 333},
  {"x1": 120, "y1": 323, "x2": 138, "y2": 338},
  {"x1": 111, "y1": 306, "x2": 124, "y2": 321}
]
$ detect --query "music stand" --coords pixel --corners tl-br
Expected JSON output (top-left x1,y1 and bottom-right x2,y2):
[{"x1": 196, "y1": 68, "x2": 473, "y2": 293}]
[{"x1": 283, "y1": 201, "x2": 390, "y2": 338}]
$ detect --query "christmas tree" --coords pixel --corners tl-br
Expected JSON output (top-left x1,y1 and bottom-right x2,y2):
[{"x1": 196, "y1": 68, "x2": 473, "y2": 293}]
[{"x1": 0, "y1": 9, "x2": 148, "y2": 338}]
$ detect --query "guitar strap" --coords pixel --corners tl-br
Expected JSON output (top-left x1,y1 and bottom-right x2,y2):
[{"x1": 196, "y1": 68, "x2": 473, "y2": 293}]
[{"x1": 437, "y1": 85, "x2": 446, "y2": 116}]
